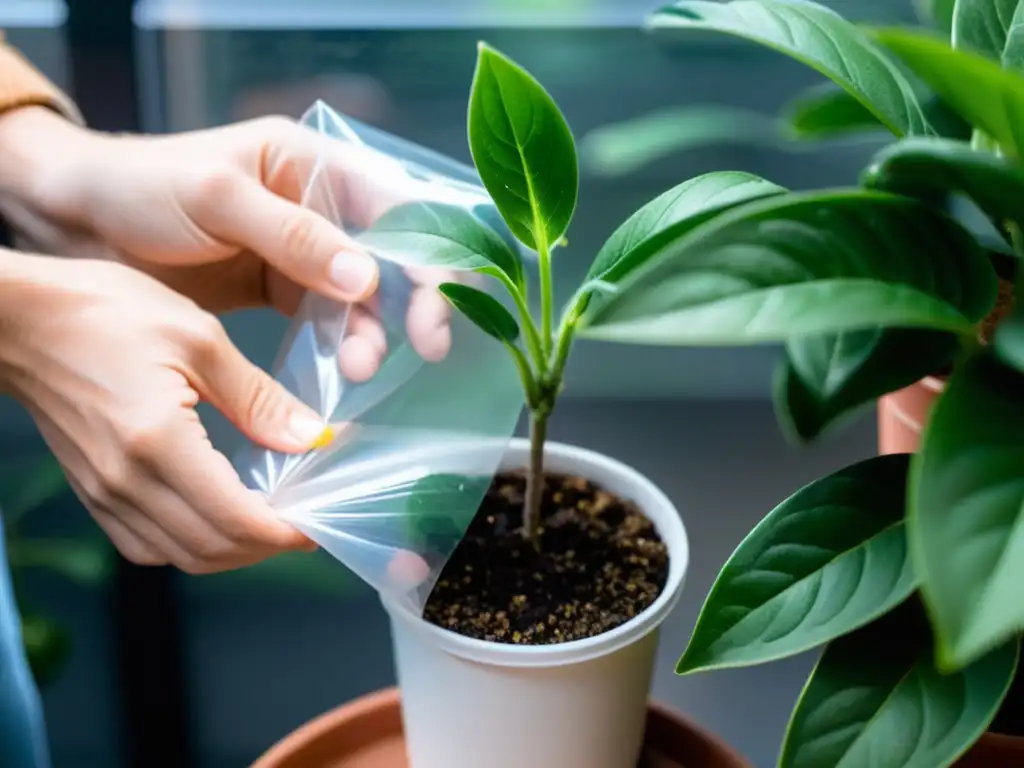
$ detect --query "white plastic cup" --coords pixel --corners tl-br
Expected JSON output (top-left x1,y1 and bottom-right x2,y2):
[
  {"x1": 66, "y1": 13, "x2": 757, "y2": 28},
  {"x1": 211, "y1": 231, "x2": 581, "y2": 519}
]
[{"x1": 382, "y1": 439, "x2": 690, "y2": 768}]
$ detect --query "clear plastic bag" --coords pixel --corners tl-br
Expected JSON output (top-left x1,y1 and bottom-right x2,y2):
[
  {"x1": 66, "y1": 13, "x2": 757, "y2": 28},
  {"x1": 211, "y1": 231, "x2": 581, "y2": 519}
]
[{"x1": 235, "y1": 102, "x2": 526, "y2": 615}]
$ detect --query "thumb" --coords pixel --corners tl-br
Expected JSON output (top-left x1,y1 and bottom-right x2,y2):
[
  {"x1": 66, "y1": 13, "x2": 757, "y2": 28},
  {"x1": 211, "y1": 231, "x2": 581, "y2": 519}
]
[
  {"x1": 192, "y1": 174, "x2": 380, "y2": 304},
  {"x1": 189, "y1": 324, "x2": 331, "y2": 453}
]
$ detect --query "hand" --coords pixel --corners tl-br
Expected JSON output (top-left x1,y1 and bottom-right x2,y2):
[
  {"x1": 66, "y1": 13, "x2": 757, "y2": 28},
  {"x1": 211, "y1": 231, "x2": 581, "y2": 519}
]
[
  {"x1": 0, "y1": 253, "x2": 331, "y2": 574},
  {"x1": 0, "y1": 107, "x2": 452, "y2": 381}
]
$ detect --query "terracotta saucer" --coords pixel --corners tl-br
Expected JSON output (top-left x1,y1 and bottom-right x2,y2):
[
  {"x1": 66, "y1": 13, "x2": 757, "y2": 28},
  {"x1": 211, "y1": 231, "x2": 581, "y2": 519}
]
[{"x1": 252, "y1": 687, "x2": 750, "y2": 768}]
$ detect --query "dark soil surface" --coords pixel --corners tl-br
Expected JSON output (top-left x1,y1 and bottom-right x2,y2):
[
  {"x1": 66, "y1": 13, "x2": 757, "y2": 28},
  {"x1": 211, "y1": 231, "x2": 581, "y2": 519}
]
[{"x1": 423, "y1": 471, "x2": 670, "y2": 645}]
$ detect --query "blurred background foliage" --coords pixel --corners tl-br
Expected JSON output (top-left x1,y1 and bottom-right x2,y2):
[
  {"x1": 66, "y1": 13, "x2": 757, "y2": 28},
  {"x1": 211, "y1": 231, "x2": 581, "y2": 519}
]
[{"x1": 579, "y1": 0, "x2": 967, "y2": 178}]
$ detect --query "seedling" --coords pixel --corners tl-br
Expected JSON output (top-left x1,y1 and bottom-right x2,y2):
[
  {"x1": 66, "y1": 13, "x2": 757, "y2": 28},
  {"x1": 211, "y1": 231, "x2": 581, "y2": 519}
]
[
  {"x1": 362, "y1": 36, "x2": 1003, "y2": 568},
  {"x1": 360, "y1": 43, "x2": 786, "y2": 542}
]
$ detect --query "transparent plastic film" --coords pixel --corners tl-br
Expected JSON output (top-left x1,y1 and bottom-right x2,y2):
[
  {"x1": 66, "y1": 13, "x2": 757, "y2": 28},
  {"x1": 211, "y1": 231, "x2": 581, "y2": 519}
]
[{"x1": 236, "y1": 102, "x2": 526, "y2": 615}]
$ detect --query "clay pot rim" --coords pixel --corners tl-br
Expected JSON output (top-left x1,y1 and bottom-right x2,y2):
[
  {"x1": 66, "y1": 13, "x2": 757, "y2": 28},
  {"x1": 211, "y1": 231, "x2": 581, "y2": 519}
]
[
  {"x1": 252, "y1": 688, "x2": 399, "y2": 768},
  {"x1": 978, "y1": 731, "x2": 1024, "y2": 748},
  {"x1": 252, "y1": 688, "x2": 753, "y2": 768}
]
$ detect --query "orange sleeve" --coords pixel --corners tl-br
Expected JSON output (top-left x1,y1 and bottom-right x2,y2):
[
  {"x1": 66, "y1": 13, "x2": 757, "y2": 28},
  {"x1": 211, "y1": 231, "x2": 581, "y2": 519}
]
[{"x1": 0, "y1": 30, "x2": 83, "y2": 124}]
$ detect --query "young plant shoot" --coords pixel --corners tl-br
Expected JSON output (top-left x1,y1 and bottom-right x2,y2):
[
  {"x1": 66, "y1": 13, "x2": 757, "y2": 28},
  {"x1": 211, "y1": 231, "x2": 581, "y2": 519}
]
[{"x1": 360, "y1": 39, "x2": 996, "y2": 568}]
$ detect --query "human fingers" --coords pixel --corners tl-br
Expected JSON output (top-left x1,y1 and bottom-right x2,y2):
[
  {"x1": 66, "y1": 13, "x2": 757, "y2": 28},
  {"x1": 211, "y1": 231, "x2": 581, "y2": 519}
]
[
  {"x1": 338, "y1": 306, "x2": 387, "y2": 383},
  {"x1": 183, "y1": 313, "x2": 331, "y2": 453},
  {"x1": 186, "y1": 170, "x2": 379, "y2": 304},
  {"x1": 143, "y1": 421, "x2": 314, "y2": 572}
]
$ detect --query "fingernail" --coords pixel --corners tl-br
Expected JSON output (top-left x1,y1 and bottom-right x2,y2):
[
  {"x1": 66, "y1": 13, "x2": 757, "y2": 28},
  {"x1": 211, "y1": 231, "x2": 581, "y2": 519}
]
[
  {"x1": 288, "y1": 414, "x2": 330, "y2": 448},
  {"x1": 330, "y1": 251, "x2": 377, "y2": 297}
]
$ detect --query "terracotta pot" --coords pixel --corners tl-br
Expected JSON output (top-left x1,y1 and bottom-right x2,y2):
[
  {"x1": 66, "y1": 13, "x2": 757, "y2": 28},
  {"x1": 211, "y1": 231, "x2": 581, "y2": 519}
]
[
  {"x1": 252, "y1": 687, "x2": 752, "y2": 768},
  {"x1": 878, "y1": 379, "x2": 1024, "y2": 762},
  {"x1": 877, "y1": 376, "x2": 944, "y2": 455},
  {"x1": 955, "y1": 733, "x2": 1024, "y2": 766}
]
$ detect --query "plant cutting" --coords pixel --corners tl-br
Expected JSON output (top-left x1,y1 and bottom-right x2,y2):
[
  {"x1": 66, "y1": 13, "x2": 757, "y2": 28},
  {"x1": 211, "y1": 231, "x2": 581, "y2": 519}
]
[{"x1": 627, "y1": 0, "x2": 1024, "y2": 765}]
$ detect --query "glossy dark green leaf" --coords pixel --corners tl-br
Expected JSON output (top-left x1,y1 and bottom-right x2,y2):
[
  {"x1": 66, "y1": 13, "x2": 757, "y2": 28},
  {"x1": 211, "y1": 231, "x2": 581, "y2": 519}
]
[
  {"x1": 774, "y1": 150, "x2": 997, "y2": 442},
  {"x1": 468, "y1": 43, "x2": 577, "y2": 251},
  {"x1": 876, "y1": 28, "x2": 1024, "y2": 156},
  {"x1": 584, "y1": 171, "x2": 785, "y2": 292},
  {"x1": 358, "y1": 202, "x2": 524, "y2": 289},
  {"x1": 783, "y1": 85, "x2": 886, "y2": 140},
  {"x1": 7, "y1": 538, "x2": 114, "y2": 587},
  {"x1": 776, "y1": 328, "x2": 958, "y2": 443},
  {"x1": 678, "y1": 454, "x2": 915, "y2": 674},
  {"x1": 951, "y1": 0, "x2": 1020, "y2": 62},
  {"x1": 439, "y1": 282, "x2": 519, "y2": 343},
  {"x1": 579, "y1": 190, "x2": 996, "y2": 345},
  {"x1": 910, "y1": 352, "x2": 1024, "y2": 669},
  {"x1": 863, "y1": 136, "x2": 1024, "y2": 227},
  {"x1": 781, "y1": 602, "x2": 1019, "y2": 768},
  {"x1": 649, "y1": 0, "x2": 930, "y2": 137}
]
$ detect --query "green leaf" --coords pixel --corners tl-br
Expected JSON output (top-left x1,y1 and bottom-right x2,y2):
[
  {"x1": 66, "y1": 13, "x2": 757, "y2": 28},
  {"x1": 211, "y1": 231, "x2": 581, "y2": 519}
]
[
  {"x1": 910, "y1": 352, "x2": 1024, "y2": 669},
  {"x1": 579, "y1": 106, "x2": 783, "y2": 177},
  {"x1": 358, "y1": 202, "x2": 524, "y2": 289},
  {"x1": 468, "y1": 42, "x2": 578, "y2": 252},
  {"x1": 678, "y1": 454, "x2": 916, "y2": 674},
  {"x1": 1004, "y1": 2, "x2": 1024, "y2": 70},
  {"x1": 439, "y1": 282, "x2": 519, "y2": 343},
  {"x1": 579, "y1": 190, "x2": 996, "y2": 345},
  {"x1": 7, "y1": 538, "x2": 114, "y2": 587},
  {"x1": 951, "y1": 0, "x2": 1020, "y2": 62},
  {"x1": 863, "y1": 136, "x2": 1024, "y2": 226},
  {"x1": 776, "y1": 328, "x2": 959, "y2": 443},
  {"x1": 783, "y1": 85, "x2": 887, "y2": 141},
  {"x1": 583, "y1": 171, "x2": 786, "y2": 292},
  {"x1": 648, "y1": 0, "x2": 930, "y2": 137},
  {"x1": 781, "y1": 601, "x2": 1019, "y2": 768},
  {"x1": 0, "y1": 457, "x2": 68, "y2": 525},
  {"x1": 914, "y1": 0, "x2": 956, "y2": 34},
  {"x1": 876, "y1": 28, "x2": 1024, "y2": 157}
]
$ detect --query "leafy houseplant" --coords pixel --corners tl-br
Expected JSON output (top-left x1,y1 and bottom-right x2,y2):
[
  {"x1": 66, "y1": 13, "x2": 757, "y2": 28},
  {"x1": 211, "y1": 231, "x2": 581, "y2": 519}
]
[
  {"x1": 349, "y1": 18, "x2": 1024, "y2": 765},
  {"x1": 612, "y1": 0, "x2": 1024, "y2": 764}
]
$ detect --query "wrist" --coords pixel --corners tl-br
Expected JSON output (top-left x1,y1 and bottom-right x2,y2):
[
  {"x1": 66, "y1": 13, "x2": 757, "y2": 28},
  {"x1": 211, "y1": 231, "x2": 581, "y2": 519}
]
[
  {"x1": 0, "y1": 248, "x2": 51, "y2": 395},
  {"x1": 0, "y1": 106, "x2": 99, "y2": 224}
]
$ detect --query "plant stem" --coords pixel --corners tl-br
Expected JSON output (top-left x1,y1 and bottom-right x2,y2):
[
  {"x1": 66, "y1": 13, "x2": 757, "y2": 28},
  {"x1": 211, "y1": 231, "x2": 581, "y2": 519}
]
[
  {"x1": 505, "y1": 342, "x2": 539, "y2": 407},
  {"x1": 538, "y1": 239, "x2": 554, "y2": 359},
  {"x1": 499, "y1": 274, "x2": 545, "y2": 369},
  {"x1": 523, "y1": 410, "x2": 548, "y2": 544}
]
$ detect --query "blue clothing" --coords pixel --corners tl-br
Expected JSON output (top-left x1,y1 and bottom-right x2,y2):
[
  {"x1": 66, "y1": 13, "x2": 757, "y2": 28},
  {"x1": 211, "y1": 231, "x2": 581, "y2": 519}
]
[{"x1": 0, "y1": 519, "x2": 51, "y2": 768}]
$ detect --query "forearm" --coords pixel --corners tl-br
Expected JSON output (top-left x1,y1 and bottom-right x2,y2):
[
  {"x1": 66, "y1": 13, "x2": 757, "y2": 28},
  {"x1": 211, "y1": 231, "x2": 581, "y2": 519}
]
[
  {"x1": 0, "y1": 107, "x2": 93, "y2": 231},
  {"x1": 0, "y1": 34, "x2": 88, "y2": 239}
]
